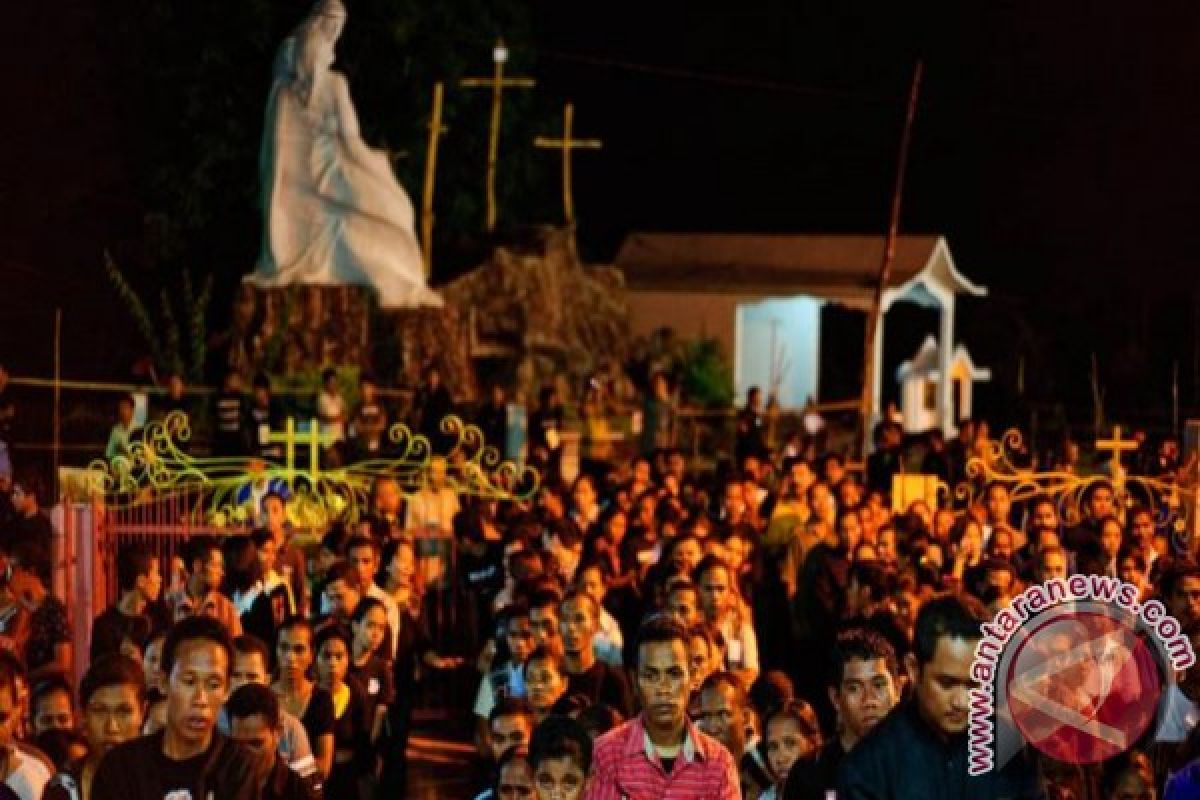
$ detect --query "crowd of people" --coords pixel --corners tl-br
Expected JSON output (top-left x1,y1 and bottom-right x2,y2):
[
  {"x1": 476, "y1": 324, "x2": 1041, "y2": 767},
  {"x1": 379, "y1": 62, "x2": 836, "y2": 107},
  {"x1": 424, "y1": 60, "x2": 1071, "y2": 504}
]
[{"x1": 2, "y1": 359, "x2": 1200, "y2": 799}]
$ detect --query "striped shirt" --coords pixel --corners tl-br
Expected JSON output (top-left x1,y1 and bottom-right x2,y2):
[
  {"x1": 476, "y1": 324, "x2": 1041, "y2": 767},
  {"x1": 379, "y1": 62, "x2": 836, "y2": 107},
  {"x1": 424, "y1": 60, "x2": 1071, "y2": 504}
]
[{"x1": 584, "y1": 714, "x2": 739, "y2": 800}]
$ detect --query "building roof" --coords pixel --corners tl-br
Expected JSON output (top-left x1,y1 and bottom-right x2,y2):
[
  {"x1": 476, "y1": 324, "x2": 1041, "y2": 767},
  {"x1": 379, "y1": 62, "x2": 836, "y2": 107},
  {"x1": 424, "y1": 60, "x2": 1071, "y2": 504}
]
[
  {"x1": 896, "y1": 335, "x2": 992, "y2": 382},
  {"x1": 615, "y1": 233, "x2": 985, "y2": 309}
]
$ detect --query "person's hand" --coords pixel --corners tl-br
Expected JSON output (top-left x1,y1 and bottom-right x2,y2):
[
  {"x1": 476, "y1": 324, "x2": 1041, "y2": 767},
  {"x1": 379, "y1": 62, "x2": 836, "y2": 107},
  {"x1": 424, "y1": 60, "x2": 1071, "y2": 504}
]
[{"x1": 436, "y1": 656, "x2": 465, "y2": 670}]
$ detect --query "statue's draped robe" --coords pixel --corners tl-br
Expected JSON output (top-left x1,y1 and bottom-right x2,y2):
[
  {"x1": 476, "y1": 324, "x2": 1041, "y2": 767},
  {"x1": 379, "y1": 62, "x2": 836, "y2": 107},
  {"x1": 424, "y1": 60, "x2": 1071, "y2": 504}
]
[{"x1": 249, "y1": 35, "x2": 441, "y2": 309}]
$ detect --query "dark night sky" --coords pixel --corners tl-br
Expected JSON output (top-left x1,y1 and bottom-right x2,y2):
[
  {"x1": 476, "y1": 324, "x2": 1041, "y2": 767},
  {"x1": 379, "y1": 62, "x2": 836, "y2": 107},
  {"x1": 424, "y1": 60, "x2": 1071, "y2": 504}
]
[{"x1": 4, "y1": 0, "x2": 1200, "y2": 428}]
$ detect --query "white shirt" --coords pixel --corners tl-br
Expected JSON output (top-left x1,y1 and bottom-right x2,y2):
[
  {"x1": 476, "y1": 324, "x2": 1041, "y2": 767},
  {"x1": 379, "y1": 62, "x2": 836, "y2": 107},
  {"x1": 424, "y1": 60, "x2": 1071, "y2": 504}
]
[
  {"x1": 1158, "y1": 683, "x2": 1200, "y2": 743},
  {"x1": 7, "y1": 748, "x2": 50, "y2": 800},
  {"x1": 594, "y1": 607, "x2": 625, "y2": 667}
]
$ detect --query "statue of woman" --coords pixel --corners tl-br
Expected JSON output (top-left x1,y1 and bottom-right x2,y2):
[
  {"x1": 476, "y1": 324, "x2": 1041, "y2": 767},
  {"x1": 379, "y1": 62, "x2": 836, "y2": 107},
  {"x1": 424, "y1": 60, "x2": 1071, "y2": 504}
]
[{"x1": 247, "y1": 0, "x2": 442, "y2": 309}]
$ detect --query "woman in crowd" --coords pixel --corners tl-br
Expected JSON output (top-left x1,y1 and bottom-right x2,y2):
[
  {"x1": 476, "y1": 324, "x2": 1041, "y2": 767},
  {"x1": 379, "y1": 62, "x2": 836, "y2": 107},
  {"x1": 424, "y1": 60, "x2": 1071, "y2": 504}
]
[
  {"x1": 273, "y1": 618, "x2": 334, "y2": 779},
  {"x1": 314, "y1": 625, "x2": 371, "y2": 800}
]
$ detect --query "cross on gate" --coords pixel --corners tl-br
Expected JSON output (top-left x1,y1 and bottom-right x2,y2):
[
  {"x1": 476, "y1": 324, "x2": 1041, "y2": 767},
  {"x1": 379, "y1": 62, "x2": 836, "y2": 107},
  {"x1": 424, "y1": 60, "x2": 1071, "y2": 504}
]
[
  {"x1": 266, "y1": 418, "x2": 336, "y2": 488},
  {"x1": 534, "y1": 103, "x2": 602, "y2": 227},
  {"x1": 1095, "y1": 425, "x2": 1138, "y2": 482},
  {"x1": 460, "y1": 39, "x2": 536, "y2": 232}
]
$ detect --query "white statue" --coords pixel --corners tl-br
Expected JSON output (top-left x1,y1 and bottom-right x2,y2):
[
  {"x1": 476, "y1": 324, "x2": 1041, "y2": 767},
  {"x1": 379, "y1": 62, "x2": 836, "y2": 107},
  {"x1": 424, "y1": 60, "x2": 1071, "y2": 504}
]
[{"x1": 247, "y1": 0, "x2": 442, "y2": 309}]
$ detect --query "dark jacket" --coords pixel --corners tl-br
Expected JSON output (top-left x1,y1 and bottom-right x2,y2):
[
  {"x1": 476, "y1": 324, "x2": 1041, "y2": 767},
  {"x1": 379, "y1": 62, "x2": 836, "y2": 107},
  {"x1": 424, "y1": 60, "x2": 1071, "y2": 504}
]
[
  {"x1": 837, "y1": 699, "x2": 1042, "y2": 800},
  {"x1": 91, "y1": 731, "x2": 258, "y2": 800},
  {"x1": 262, "y1": 757, "x2": 322, "y2": 800}
]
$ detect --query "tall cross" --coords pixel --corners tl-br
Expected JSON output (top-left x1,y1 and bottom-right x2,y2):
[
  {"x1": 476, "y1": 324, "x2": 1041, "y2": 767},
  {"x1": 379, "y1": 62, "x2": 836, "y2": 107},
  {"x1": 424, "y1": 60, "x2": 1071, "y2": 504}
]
[
  {"x1": 534, "y1": 103, "x2": 602, "y2": 227},
  {"x1": 1096, "y1": 425, "x2": 1138, "y2": 482},
  {"x1": 266, "y1": 418, "x2": 336, "y2": 488},
  {"x1": 460, "y1": 39, "x2": 536, "y2": 232},
  {"x1": 420, "y1": 81, "x2": 449, "y2": 277}
]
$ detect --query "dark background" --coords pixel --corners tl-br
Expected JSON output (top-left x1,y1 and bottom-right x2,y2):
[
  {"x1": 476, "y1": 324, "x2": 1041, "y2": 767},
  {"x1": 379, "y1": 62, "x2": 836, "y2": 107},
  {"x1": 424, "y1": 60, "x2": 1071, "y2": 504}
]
[{"x1": 4, "y1": 0, "x2": 1200, "y2": 437}]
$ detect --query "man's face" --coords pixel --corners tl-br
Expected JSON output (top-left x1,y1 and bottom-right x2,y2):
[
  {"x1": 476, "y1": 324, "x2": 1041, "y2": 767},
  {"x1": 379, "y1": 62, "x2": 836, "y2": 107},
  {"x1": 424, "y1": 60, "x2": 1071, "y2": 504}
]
[
  {"x1": 264, "y1": 497, "x2": 286, "y2": 532},
  {"x1": 166, "y1": 639, "x2": 229, "y2": 746},
  {"x1": 325, "y1": 579, "x2": 360, "y2": 616},
  {"x1": 838, "y1": 514, "x2": 863, "y2": 553},
  {"x1": 908, "y1": 637, "x2": 976, "y2": 737},
  {"x1": 529, "y1": 606, "x2": 561, "y2": 652},
  {"x1": 572, "y1": 479, "x2": 596, "y2": 511},
  {"x1": 117, "y1": 401, "x2": 135, "y2": 425},
  {"x1": 497, "y1": 760, "x2": 534, "y2": 799},
  {"x1": 1089, "y1": 487, "x2": 1114, "y2": 520},
  {"x1": 576, "y1": 568, "x2": 606, "y2": 605},
  {"x1": 505, "y1": 617, "x2": 536, "y2": 664},
  {"x1": 195, "y1": 551, "x2": 225, "y2": 593},
  {"x1": 230, "y1": 713, "x2": 278, "y2": 782},
  {"x1": 1131, "y1": 512, "x2": 1155, "y2": 546},
  {"x1": 1039, "y1": 551, "x2": 1068, "y2": 582},
  {"x1": 317, "y1": 638, "x2": 350, "y2": 687},
  {"x1": 83, "y1": 683, "x2": 143, "y2": 756},
  {"x1": 276, "y1": 627, "x2": 313, "y2": 679},
  {"x1": 1170, "y1": 576, "x2": 1200, "y2": 626},
  {"x1": 830, "y1": 657, "x2": 899, "y2": 742},
  {"x1": 699, "y1": 568, "x2": 730, "y2": 620},
  {"x1": 257, "y1": 538, "x2": 279, "y2": 573},
  {"x1": 686, "y1": 636, "x2": 713, "y2": 692},
  {"x1": 986, "y1": 487, "x2": 1011, "y2": 525},
  {"x1": 697, "y1": 682, "x2": 743, "y2": 756},
  {"x1": 1033, "y1": 502, "x2": 1059, "y2": 531},
  {"x1": 524, "y1": 658, "x2": 566, "y2": 713},
  {"x1": 1118, "y1": 558, "x2": 1147, "y2": 592},
  {"x1": 667, "y1": 588, "x2": 701, "y2": 627},
  {"x1": 375, "y1": 480, "x2": 401, "y2": 515},
  {"x1": 138, "y1": 559, "x2": 164, "y2": 602},
  {"x1": 348, "y1": 546, "x2": 378, "y2": 589},
  {"x1": 636, "y1": 640, "x2": 689, "y2": 733},
  {"x1": 990, "y1": 531, "x2": 1014, "y2": 561},
  {"x1": 1099, "y1": 521, "x2": 1123, "y2": 558},
  {"x1": 33, "y1": 688, "x2": 74, "y2": 736},
  {"x1": 672, "y1": 539, "x2": 702, "y2": 573},
  {"x1": 533, "y1": 755, "x2": 587, "y2": 800},
  {"x1": 723, "y1": 483, "x2": 745, "y2": 515},
  {"x1": 231, "y1": 651, "x2": 269, "y2": 691},
  {"x1": 488, "y1": 713, "x2": 532, "y2": 762},
  {"x1": 559, "y1": 597, "x2": 596, "y2": 657}
]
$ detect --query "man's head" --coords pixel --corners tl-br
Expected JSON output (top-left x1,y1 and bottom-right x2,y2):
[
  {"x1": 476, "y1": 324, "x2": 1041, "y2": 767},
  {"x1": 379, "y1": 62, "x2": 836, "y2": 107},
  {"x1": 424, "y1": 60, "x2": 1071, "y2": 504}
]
[
  {"x1": 1085, "y1": 482, "x2": 1115, "y2": 521},
  {"x1": 634, "y1": 613, "x2": 691, "y2": 736},
  {"x1": 574, "y1": 563, "x2": 608, "y2": 607},
  {"x1": 117, "y1": 394, "x2": 136, "y2": 426},
  {"x1": 275, "y1": 619, "x2": 314, "y2": 682},
  {"x1": 523, "y1": 647, "x2": 567, "y2": 716},
  {"x1": 845, "y1": 561, "x2": 894, "y2": 619},
  {"x1": 1164, "y1": 561, "x2": 1200, "y2": 628},
  {"x1": 836, "y1": 510, "x2": 864, "y2": 554},
  {"x1": 495, "y1": 748, "x2": 534, "y2": 800},
  {"x1": 346, "y1": 535, "x2": 381, "y2": 590},
  {"x1": 1129, "y1": 508, "x2": 1156, "y2": 547},
  {"x1": 558, "y1": 591, "x2": 598, "y2": 660},
  {"x1": 488, "y1": 697, "x2": 534, "y2": 763},
  {"x1": 226, "y1": 683, "x2": 282, "y2": 783},
  {"x1": 1098, "y1": 516, "x2": 1124, "y2": 560},
  {"x1": 501, "y1": 603, "x2": 536, "y2": 665},
  {"x1": 372, "y1": 476, "x2": 402, "y2": 516},
  {"x1": 685, "y1": 623, "x2": 720, "y2": 693},
  {"x1": 907, "y1": 593, "x2": 986, "y2": 737},
  {"x1": 528, "y1": 588, "x2": 563, "y2": 655},
  {"x1": 987, "y1": 527, "x2": 1015, "y2": 561},
  {"x1": 231, "y1": 635, "x2": 272, "y2": 691},
  {"x1": 80, "y1": 654, "x2": 145, "y2": 758},
  {"x1": 529, "y1": 714, "x2": 592, "y2": 800},
  {"x1": 1031, "y1": 499, "x2": 1059, "y2": 534},
  {"x1": 261, "y1": 491, "x2": 287, "y2": 534},
  {"x1": 1037, "y1": 546, "x2": 1069, "y2": 583},
  {"x1": 31, "y1": 674, "x2": 74, "y2": 736},
  {"x1": 666, "y1": 580, "x2": 703, "y2": 627},
  {"x1": 697, "y1": 672, "x2": 746, "y2": 758},
  {"x1": 117, "y1": 544, "x2": 162, "y2": 603},
  {"x1": 827, "y1": 628, "x2": 901, "y2": 748},
  {"x1": 984, "y1": 483, "x2": 1011, "y2": 527},
  {"x1": 694, "y1": 556, "x2": 734, "y2": 622},
  {"x1": 162, "y1": 615, "x2": 235, "y2": 748},
  {"x1": 324, "y1": 561, "x2": 363, "y2": 617},
  {"x1": 185, "y1": 536, "x2": 225, "y2": 594}
]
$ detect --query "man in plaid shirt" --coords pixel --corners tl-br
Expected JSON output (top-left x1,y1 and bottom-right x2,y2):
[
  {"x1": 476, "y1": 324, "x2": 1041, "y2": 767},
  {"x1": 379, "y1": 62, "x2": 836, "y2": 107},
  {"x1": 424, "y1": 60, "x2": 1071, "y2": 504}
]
[{"x1": 585, "y1": 614, "x2": 739, "y2": 800}]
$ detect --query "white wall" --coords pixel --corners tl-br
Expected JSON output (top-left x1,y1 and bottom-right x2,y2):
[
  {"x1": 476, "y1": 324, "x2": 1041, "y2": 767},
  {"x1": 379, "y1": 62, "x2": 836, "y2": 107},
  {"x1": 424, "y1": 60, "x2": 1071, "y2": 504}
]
[{"x1": 735, "y1": 297, "x2": 821, "y2": 408}]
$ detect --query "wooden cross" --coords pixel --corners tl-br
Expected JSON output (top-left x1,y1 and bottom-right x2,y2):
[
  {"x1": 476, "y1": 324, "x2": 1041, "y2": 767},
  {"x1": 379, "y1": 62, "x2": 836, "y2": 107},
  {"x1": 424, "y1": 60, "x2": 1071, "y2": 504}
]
[
  {"x1": 420, "y1": 81, "x2": 449, "y2": 277},
  {"x1": 460, "y1": 39, "x2": 536, "y2": 232},
  {"x1": 1096, "y1": 425, "x2": 1138, "y2": 481},
  {"x1": 266, "y1": 418, "x2": 336, "y2": 488},
  {"x1": 534, "y1": 103, "x2": 602, "y2": 227}
]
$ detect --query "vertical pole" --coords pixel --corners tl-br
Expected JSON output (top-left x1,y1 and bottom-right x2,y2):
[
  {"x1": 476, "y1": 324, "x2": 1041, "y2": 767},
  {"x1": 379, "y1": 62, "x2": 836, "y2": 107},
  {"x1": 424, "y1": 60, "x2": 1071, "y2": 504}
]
[
  {"x1": 309, "y1": 418, "x2": 320, "y2": 486},
  {"x1": 485, "y1": 51, "x2": 505, "y2": 233},
  {"x1": 860, "y1": 60, "x2": 923, "y2": 458},
  {"x1": 421, "y1": 81, "x2": 444, "y2": 277},
  {"x1": 53, "y1": 309, "x2": 62, "y2": 501},
  {"x1": 562, "y1": 103, "x2": 575, "y2": 226}
]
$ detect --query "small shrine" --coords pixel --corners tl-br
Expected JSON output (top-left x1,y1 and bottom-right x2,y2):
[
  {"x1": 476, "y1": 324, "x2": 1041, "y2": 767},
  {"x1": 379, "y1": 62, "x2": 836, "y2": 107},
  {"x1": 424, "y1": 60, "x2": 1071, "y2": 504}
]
[{"x1": 895, "y1": 335, "x2": 991, "y2": 434}]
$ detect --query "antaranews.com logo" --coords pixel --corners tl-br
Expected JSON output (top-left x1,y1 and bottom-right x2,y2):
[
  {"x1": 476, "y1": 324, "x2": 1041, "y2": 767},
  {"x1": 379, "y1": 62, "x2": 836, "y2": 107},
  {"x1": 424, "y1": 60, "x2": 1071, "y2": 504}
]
[{"x1": 968, "y1": 574, "x2": 1195, "y2": 775}]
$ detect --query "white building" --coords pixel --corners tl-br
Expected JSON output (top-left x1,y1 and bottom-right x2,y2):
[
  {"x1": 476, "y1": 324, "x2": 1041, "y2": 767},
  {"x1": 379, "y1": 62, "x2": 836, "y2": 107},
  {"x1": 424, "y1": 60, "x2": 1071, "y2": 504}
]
[
  {"x1": 617, "y1": 233, "x2": 987, "y2": 434},
  {"x1": 896, "y1": 335, "x2": 991, "y2": 434}
]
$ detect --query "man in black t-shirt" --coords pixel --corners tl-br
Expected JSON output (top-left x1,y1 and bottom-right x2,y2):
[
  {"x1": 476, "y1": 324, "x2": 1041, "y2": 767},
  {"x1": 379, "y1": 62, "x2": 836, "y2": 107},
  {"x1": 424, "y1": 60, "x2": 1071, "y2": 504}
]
[
  {"x1": 92, "y1": 616, "x2": 256, "y2": 800},
  {"x1": 226, "y1": 684, "x2": 319, "y2": 800},
  {"x1": 91, "y1": 544, "x2": 164, "y2": 662},
  {"x1": 559, "y1": 591, "x2": 633, "y2": 717}
]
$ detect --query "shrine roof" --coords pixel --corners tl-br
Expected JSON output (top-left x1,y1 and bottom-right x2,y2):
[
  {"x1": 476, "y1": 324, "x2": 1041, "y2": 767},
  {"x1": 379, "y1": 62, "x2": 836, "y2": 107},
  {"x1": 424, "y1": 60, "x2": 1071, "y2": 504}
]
[{"x1": 615, "y1": 233, "x2": 986, "y2": 307}]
